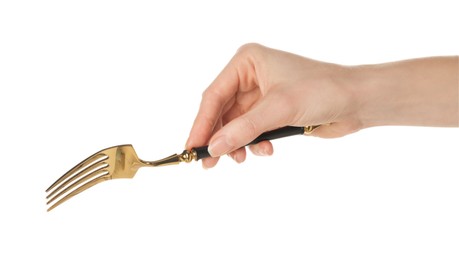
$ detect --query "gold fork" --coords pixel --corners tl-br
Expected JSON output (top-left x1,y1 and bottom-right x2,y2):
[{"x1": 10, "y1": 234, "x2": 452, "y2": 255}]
[{"x1": 45, "y1": 125, "x2": 320, "y2": 211}]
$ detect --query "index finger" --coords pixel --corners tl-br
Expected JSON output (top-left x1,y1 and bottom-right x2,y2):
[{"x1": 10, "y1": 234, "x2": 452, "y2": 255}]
[{"x1": 185, "y1": 60, "x2": 239, "y2": 150}]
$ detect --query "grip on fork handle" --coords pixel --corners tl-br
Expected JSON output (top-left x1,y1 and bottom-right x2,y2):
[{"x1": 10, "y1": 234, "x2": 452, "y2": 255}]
[{"x1": 191, "y1": 125, "x2": 320, "y2": 161}]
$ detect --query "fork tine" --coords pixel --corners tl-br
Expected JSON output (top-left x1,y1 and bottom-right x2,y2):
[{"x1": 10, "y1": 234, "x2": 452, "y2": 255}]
[
  {"x1": 47, "y1": 172, "x2": 110, "y2": 212},
  {"x1": 47, "y1": 167, "x2": 109, "y2": 205},
  {"x1": 46, "y1": 153, "x2": 107, "y2": 192},
  {"x1": 46, "y1": 161, "x2": 109, "y2": 199}
]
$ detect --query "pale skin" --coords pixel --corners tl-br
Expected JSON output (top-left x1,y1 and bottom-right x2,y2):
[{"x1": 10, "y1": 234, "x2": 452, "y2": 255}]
[{"x1": 185, "y1": 43, "x2": 459, "y2": 168}]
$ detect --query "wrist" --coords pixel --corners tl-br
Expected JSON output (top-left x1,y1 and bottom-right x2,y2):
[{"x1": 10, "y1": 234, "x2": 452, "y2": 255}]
[
  {"x1": 348, "y1": 63, "x2": 401, "y2": 128},
  {"x1": 349, "y1": 57, "x2": 459, "y2": 128}
]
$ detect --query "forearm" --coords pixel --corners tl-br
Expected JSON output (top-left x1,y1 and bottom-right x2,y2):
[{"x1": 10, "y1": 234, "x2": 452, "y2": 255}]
[{"x1": 352, "y1": 56, "x2": 459, "y2": 128}]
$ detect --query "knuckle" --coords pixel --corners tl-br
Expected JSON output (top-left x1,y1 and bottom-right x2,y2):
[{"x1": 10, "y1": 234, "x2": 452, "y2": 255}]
[
  {"x1": 236, "y1": 43, "x2": 264, "y2": 58},
  {"x1": 202, "y1": 114, "x2": 216, "y2": 130},
  {"x1": 201, "y1": 87, "x2": 221, "y2": 101},
  {"x1": 201, "y1": 87, "x2": 211, "y2": 99},
  {"x1": 240, "y1": 116, "x2": 258, "y2": 137},
  {"x1": 237, "y1": 42, "x2": 262, "y2": 52}
]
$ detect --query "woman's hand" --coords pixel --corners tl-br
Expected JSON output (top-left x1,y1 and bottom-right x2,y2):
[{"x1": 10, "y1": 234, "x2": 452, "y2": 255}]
[
  {"x1": 185, "y1": 43, "x2": 362, "y2": 168},
  {"x1": 186, "y1": 43, "x2": 458, "y2": 168}
]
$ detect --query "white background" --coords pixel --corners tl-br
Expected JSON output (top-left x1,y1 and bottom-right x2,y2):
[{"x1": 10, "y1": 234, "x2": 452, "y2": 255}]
[{"x1": 1, "y1": 1, "x2": 458, "y2": 259}]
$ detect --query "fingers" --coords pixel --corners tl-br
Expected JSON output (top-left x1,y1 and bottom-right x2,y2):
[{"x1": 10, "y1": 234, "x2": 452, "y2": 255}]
[
  {"x1": 228, "y1": 147, "x2": 246, "y2": 163},
  {"x1": 202, "y1": 156, "x2": 219, "y2": 169},
  {"x1": 208, "y1": 94, "x2": 291, "y2": 157},
  {"x1": 228, "y1": 141, "x2": 273, "y2": 164},
  {"x1": 248, "y1": 141, "x2": 273, "y2": 156},
  {"x1": 200, "y1": 117, "x2": 223, "y2": 169},
  {"x1": 185, "y1": 61, "x2": 239, "y2": 151},
  {"x1": 186, "y1": 44, "x2": 266, "y2": 153},
  {"x1": 186, "y1": 43, "x2": 278, "y2": 167}
]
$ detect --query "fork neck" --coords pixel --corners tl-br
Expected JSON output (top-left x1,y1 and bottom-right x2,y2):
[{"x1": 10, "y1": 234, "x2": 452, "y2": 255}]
[{"x1": 141, "y1": 150, "x2": 197, "y2": 167}]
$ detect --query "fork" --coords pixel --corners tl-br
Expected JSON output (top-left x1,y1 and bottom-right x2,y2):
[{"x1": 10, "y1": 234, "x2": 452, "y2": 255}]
[{"x1": 45, "y1": 125, "x2": 320, "y2": 211}]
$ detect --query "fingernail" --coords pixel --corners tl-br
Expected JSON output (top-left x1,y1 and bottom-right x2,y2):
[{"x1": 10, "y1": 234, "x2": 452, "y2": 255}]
[
  {"x1": 208, "y1": 136, "x2": 233, "y2": 157},
  {"x1": 258, "y1": 147, "x2": 272, "y2": 156},
  {"x1": 263, "y1": 147, "x2": 273, "y2": 156},
  {"x1": 258, "y1": 149, "x2": 267, "y2": 156}
]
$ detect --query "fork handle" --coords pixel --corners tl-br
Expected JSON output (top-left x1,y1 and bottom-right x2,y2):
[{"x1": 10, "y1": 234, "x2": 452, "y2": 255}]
[{"x1": 191, "y1": 125, "x2": 319, "y2": 161}]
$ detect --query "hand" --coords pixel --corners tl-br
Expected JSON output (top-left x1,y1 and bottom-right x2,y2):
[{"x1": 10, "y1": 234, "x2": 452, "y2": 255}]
[
  {"x1": 186, "y1": 44, "x2": 458, "y2": 168},
  {"x1": 185, "y1": 43, "x2": 362, "y2": 168}
]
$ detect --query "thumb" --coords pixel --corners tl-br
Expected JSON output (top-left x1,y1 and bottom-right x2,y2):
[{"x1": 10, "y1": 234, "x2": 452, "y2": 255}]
[{"x1": 207, "y1": 97, "x2": 291, "y2": 157}]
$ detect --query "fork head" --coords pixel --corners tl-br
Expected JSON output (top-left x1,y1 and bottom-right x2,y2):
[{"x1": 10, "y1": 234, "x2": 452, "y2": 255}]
[{"x1": 45, "y1": 144, "x2": 144, "y2": 212}]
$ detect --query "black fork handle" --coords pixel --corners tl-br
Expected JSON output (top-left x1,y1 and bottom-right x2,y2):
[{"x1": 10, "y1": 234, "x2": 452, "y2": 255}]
[{"x1": 191, "y1": 126, "x2": 312, "y2": 161}]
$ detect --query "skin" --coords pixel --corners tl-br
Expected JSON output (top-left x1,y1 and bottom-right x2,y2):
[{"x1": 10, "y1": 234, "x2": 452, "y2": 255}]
[{"x1": 185, "y1": 43, "x2": 459, "y2": 168}]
